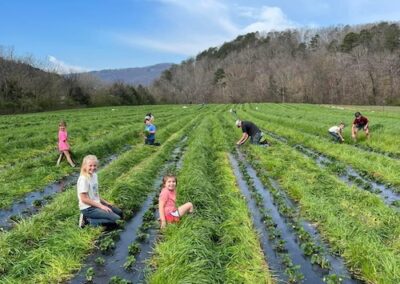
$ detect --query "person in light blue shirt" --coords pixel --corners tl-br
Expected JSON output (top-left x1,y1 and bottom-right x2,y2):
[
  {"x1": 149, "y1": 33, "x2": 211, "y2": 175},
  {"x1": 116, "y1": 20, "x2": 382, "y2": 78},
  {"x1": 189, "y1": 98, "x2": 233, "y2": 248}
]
[{"x1": 144, "y1": 117, "x2": 157, "y2": 145}]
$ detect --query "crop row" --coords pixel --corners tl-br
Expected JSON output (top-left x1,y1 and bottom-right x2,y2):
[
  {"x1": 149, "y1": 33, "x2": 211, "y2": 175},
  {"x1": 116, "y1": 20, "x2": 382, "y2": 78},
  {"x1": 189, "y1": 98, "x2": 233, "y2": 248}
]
[
  {"x1": 0, "y1": 112, "x2": 201, "y2": 283},
  {"x1": 247, "y1": 103, "x2": 400, "y2": 156},
  {"x1": 0, "y1": 105, "x2": 176, "y2": 133},
  {"x1": 0, "y1": 111, "x2": 202, "y2": 231},
  {"x1": 291, "y1": 144, "x2": 400, "y2": 208},
  {"x1": 0, "y1": 105, "x2": 188, "y2": 166},
  {"x1": 0, "y1": 108, "x2": 197, "y2": 209},
  {"x1": 219, "y1": 113, "x2": 356, "y2": 283},
  {"x1": 220, "y1": 111, "x2": 399, "y2": 283},
  {"x1": 71, "y1": 133, "x2": 189, "y2": 284},
  {"x1": 0, "y1": 105, "x2": 188, "y2": 165},
  {"x1": 231, "y1": 153, "x2": 356, "y2": 283},
  {"x1": 148, "y1": 115, "x2": 272, "y2": 283},
  {"x1": 237, "y1": 107, "x2": 400, "y2": 192}
]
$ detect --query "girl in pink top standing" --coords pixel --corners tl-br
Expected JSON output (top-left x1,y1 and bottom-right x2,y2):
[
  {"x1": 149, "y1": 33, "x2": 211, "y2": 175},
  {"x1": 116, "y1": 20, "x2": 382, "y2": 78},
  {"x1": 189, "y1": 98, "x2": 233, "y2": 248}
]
[
  {"x1": 159, "y1": 175, "x2": 193, "y2": 229},
  {"x1": 57, "y1": 120, "x2": 76, "y2": 167}
]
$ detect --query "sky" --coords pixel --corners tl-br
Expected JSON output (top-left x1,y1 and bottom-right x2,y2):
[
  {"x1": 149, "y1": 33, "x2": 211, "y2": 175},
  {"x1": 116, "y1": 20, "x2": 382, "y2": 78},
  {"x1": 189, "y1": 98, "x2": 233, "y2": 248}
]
[{"x1": 0, "y1": 0, "x2": 399, "y2": 73}]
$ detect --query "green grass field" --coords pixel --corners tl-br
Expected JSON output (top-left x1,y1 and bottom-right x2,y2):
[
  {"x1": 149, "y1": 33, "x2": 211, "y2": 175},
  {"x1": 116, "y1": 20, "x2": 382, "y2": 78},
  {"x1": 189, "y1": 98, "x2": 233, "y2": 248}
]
[{"x1": 0, "y1": 104, "x2": 399, "y2": 284}]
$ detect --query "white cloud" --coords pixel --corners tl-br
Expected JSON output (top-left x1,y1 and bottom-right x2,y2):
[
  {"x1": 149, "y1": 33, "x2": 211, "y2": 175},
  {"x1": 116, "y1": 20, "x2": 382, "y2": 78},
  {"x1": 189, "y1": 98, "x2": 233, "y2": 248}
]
[
  {"x1": 47, "y1": 55, "x2": 90, "y2": 74},
  {"x1": 241, "y1": 6, "x2": 297, "y2": 34},
  {"x1": 116, "y1": 34, "x2": 226, "y2": 56},
  {"x1": 158, "y1": 0, "x2": 239, "y2": 34},
  {"x1": 118, "y1": 1, "x2": 297, "y2": 57},
  {"x1": 234, "y1": 4, "x2": 258, "y2": 19}
]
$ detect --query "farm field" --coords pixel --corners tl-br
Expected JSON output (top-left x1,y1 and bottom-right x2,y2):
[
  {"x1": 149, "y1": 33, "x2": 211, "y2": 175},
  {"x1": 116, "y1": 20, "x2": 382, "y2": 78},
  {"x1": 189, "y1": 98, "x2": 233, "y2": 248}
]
[{"x1": 0, "y1": 104, "x2": 399, "y2": 284}]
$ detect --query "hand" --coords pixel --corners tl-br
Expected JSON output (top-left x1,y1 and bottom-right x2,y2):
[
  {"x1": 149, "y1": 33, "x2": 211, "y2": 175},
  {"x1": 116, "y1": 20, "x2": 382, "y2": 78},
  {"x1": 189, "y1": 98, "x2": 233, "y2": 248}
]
[
  {"x1": 341, "y1": 138, "x2": 345, "y2": 142},
  {"x1": 100, "y1": 205, "x2": 112, "y2": 213},
  {"x1": 160, "y1": 220, "x2": 166, "y2": 229}
]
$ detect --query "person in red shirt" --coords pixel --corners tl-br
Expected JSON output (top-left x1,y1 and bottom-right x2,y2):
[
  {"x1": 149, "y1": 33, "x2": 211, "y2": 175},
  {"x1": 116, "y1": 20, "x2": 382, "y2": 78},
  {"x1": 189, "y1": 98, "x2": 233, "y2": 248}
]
[
  {"x1": 352, "y1": 112, "x2": 369, "y2": 141},
  {"x1": 159, "y1": 175, "x2": 193, "y2": 229}
]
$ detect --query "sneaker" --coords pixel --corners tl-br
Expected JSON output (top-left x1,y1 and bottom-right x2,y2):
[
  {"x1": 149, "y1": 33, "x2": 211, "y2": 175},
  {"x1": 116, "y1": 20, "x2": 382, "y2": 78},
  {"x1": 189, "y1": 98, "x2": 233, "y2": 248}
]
[
  {"x1": 79, "y1": 213, "x2": 88, "y2": 228},
  {"x1": 260, "y1": 140, "x2": 270, "y2": 146}
]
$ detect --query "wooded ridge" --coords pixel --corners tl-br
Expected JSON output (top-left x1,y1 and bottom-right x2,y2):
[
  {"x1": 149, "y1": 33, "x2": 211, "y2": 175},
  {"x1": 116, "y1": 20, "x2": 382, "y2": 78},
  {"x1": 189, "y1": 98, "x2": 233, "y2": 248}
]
[
  {"x1": 0, "y1": 55, "x2": 155, "y2": 114},
  {"x1": 150, "y1": 22, "x2": 400, "y2": 105}
]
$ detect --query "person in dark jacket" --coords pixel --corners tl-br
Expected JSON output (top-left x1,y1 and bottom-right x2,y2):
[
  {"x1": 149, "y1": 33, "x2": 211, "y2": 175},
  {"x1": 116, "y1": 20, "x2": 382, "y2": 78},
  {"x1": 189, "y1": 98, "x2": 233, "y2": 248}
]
[{"x1": 235, "y1": 120, "x2": 269, "y2": 146}]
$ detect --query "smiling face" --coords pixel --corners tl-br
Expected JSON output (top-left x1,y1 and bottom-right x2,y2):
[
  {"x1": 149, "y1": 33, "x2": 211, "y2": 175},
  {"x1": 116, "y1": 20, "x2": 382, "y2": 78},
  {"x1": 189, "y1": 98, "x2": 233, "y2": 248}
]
[
  {"x1": 165, "y1": 177, "x2": 176, "y2": 191},
  {"x1": 87, "y1": 159, "x2": 97, "y2": 175},
  {"x1": 80, "y1": 155, "x2": 99, "y2": 177}
]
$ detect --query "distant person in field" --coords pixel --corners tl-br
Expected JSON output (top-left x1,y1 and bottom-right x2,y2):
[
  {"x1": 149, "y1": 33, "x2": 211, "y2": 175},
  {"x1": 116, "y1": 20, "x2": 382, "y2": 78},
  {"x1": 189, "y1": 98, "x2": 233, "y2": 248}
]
[
  {"x1": 145, "y1": 113, "x2": 155, "y2": 123},
  {"x1": 352, "y1": 112, "x2": 370, "y2": 141},
  {"x1": 159, "y1": 174, "x2": 193, "y2": 229},
  {"x1": 235, "y1": 120, "x2": 269, "y2": 146},
  {"x1": 57, "y1": 121, "x2": 76, "y2": 167},
  {"x1": 144, "y1": 116, "x2": 159, "y2": 146},
  {"x1": 77, "y1": 155, "x2": 122, "y2": 228},
  {"x1": 328, "y1": 122, "x2": 345, "y2": 143}
]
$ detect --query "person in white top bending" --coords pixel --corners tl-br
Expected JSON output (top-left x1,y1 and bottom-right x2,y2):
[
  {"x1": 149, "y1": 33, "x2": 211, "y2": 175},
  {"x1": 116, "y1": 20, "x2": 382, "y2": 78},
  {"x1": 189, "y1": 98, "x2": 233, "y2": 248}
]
[{"x1": 328, "y1": 123, "x2": 345, "y2": 143}]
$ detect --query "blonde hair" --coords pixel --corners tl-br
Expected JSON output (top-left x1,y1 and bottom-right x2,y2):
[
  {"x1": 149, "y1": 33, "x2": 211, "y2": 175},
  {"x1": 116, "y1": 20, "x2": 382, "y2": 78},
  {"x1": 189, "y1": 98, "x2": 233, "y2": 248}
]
[
  {"x1": 59, "y1": 120, "x2": 67, "y2": 127},
  {"x1": 80, "y1": 155, "x2": 99, "y2": 178}
]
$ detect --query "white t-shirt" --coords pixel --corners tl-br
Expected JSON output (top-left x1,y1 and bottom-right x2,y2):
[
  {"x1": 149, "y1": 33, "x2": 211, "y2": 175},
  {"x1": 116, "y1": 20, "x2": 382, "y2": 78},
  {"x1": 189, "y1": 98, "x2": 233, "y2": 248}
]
[
  {"x1": 77, "y1": 173, "x2": 101, "y2": 210},
  {"x1": 329, "y1": 126, "x2": 340, "y2": 133}
]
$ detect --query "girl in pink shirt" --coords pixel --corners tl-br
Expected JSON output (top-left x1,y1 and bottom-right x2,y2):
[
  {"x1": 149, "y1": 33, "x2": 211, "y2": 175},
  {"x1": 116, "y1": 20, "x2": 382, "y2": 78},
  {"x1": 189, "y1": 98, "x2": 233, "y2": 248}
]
[
  {"x1": 56, "y1": 121, "x2": 76, "y2": 167},
  {"x1": 159, "y1": 175, "x2": 193, "y2": 229}
]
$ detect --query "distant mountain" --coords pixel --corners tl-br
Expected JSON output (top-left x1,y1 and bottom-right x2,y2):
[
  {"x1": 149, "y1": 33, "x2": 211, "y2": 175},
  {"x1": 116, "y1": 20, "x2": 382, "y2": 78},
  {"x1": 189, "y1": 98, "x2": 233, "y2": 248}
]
[{"x1": 86, "y1": 63, "x2": 173, "y2": 86}]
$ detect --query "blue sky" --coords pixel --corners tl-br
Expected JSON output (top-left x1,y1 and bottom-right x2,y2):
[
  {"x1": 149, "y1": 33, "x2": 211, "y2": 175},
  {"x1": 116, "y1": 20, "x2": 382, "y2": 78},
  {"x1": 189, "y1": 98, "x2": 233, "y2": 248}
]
[{"x1": 0, "y1": 0, "x2": 399, "y2": 72}]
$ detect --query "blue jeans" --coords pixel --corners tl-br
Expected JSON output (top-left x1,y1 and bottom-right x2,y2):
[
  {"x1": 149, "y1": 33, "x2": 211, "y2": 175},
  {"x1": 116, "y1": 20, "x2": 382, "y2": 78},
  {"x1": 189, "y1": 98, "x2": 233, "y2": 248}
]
[
  {"x1": 329, "y1": 131, "x2": 341, "y2": 142},
  {"x1": 145, "y1": 138, "x2": 155, "y2": 145},
  {"x1": 145, "y1": 138, "x2": 160, "y2": 146},
  {"x1": 81, "y1": 202, "x2": 122, "y2": 227},
  {"x1": 250, "y1": 132, "x2": 262, "y2": 144}
]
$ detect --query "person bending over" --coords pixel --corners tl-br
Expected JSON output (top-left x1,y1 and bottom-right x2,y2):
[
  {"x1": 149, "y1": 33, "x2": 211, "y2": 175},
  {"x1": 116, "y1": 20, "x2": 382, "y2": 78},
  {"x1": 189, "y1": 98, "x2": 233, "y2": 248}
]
[
  {"x1": 235, "y1": 120, "x2": 269, "y2": 146},
  {"x1": 328, "y1": 122, "x2": 345, "y2": 143},
  {"x1": 352, "y1": 112, "x2": 369, "y2": 141}
]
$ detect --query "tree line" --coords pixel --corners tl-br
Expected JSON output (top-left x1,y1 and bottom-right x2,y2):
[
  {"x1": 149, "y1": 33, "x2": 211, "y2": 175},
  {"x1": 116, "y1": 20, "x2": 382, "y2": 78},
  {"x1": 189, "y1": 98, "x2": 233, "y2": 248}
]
[
  {"x1": 0, "y1": 50, "x2": 155, "y2": 114},
  {"x1": 150, "y1": 22, "x2": 400, "y2": 106},
  {"x1": 2, "y1": 21, "x2": 399, "y2": 114}
]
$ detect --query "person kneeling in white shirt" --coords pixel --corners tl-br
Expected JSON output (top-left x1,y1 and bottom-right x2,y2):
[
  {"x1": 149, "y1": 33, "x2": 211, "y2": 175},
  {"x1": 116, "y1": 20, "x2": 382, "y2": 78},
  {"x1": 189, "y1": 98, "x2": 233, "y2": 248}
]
[
  {"x1": 328, "y1": 123, "x2": 345, "y2": 143},
  {"x1": 77, "y1": 155, "x2": 122, "y2": 228}
]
